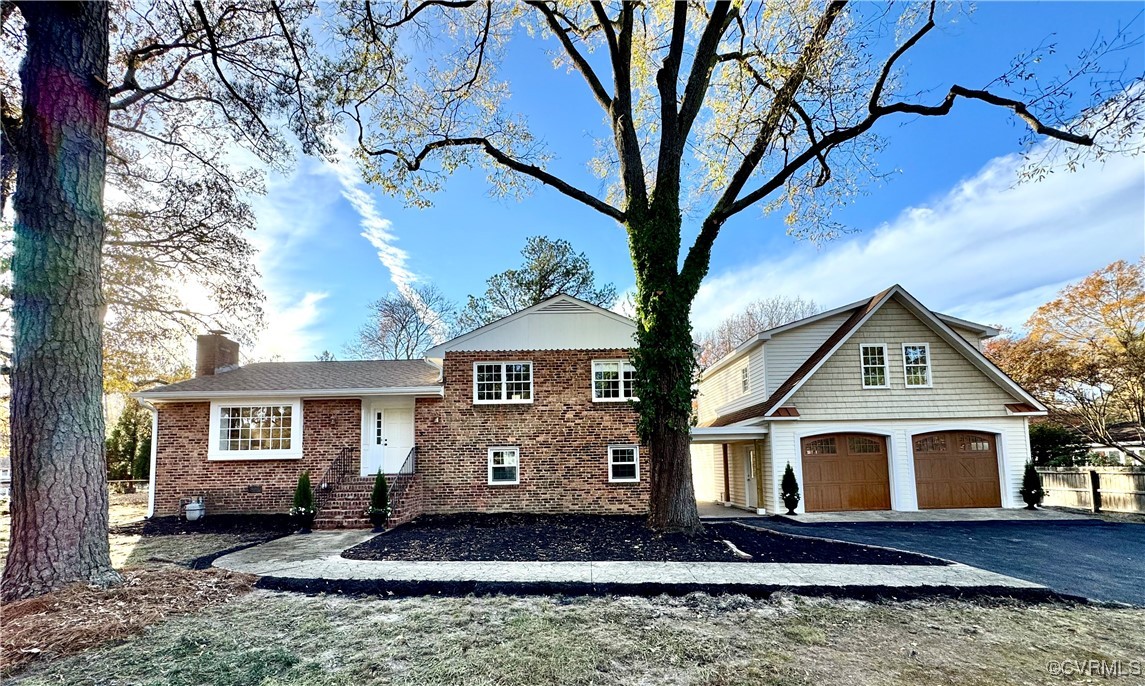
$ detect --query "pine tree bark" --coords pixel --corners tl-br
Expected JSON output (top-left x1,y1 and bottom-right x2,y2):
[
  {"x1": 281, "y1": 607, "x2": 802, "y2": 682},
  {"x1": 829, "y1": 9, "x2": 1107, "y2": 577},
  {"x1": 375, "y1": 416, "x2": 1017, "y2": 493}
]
[{"x1": 1, "y1": 1, "x2": 120, "y2": 600}]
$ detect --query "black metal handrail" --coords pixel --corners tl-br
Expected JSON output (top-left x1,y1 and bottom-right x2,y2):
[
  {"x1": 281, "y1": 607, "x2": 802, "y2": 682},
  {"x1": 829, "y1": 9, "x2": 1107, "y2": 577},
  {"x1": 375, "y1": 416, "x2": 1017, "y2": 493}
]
[
  {"x1": 315, "y1": 445, "x2": 357, "y2": 512},
  {"x1": 389, "y1": 446, "x2": 417, "y2": 514}
]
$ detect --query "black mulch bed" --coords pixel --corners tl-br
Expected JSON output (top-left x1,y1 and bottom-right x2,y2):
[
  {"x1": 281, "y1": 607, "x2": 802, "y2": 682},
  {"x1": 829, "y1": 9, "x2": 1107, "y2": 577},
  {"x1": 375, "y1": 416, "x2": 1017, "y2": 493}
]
[
  {"x1": 111, "y1": 513, "x2": 297, "y2": 538},
  {"x1": 341, "y1": 513, "x2": 948, "y2": 566}
]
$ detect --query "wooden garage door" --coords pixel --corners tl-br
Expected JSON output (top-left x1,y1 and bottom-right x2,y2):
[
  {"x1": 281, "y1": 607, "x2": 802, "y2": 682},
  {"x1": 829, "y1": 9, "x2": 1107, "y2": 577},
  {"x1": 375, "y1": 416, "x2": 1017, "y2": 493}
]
[
  {"x1": 801, "y1": 434, "x2": 891, "y2": 512},
  {"x1": 912, "y1": 432, "x2": 1001, "y2": 509}
]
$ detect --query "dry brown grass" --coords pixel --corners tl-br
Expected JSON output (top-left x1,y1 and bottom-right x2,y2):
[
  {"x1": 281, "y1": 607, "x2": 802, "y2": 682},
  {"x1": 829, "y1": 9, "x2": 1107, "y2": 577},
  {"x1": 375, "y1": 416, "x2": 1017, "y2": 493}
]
[{"x1": 1, "y1": 567, "x2": 256, "y2": 672}]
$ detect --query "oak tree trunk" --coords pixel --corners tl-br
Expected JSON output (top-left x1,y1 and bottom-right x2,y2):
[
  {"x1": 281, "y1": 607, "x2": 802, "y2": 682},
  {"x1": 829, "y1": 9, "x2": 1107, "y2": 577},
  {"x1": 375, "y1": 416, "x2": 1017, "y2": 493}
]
[
  {"x1": 1, "y1": 1, "x2": 120, "y2": 600},
  {"x1": 630, "y1": 206, "x2": 702, "y2": 533}
]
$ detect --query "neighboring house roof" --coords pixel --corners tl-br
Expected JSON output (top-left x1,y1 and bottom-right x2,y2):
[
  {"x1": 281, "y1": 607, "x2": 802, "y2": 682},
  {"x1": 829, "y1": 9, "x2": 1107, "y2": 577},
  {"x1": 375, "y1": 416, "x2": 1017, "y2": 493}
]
[
  {"x1": 425, "y1": 293, "x2": 636, "y2": 357},
  {"x1": 135, "y1": 360, "x2": 443, "y2": 400},
  {"x1": 703, "y1": 285, "x2": 1045, "y2": 427},
  {"x1": 1101, "y1": 421, "x2": 1145, "y2": 446}
]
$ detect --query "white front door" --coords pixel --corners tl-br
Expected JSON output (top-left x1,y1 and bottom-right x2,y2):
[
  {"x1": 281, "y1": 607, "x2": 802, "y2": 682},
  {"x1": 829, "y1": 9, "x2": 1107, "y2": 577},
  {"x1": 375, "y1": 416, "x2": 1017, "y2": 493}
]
[
  {"x1": 361, "y1": 404, "x2": 415, "y2": 476},
  {"x1": 744, "y1": 447, "x2": 757, "y2": 509}
]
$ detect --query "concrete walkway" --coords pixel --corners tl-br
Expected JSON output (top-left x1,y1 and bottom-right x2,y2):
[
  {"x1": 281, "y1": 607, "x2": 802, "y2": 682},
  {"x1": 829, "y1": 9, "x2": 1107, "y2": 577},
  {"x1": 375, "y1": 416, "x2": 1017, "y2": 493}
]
[{"x1": 213, "y1": 531, "x2": 1046, "y2": 593}]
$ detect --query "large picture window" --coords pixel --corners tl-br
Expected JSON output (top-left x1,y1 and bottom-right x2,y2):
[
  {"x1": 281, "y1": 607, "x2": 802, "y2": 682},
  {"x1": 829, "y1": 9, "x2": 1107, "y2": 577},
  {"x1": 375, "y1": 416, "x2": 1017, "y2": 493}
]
[
  {"x1": 208, "y1": 399, "x2": 301, "y2": 460},
  {"x1": 608, "y1": 445, "x2": 640, "y2": 483},
  {"x1": 902, "y1": 343, "x2": 932, "y2": 387},
  {"x1": 592, "y1": 360, "x2": 637, "y2": 401},
  {"x1": 859, "y1": 344, "x2": 889, "y2": 389},
  {"x1": 488, "y1": 447, "x2": 520, "y2": 485},
  {"x1": 474, "y1": 362, "x2": 533, "y2": 403}
]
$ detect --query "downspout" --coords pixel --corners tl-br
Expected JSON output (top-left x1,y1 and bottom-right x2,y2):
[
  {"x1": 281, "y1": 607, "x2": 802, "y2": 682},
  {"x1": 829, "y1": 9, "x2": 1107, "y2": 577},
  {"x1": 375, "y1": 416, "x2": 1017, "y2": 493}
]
[{"x1": 139, "y1": 399, "x2": 159, "y2": 518}]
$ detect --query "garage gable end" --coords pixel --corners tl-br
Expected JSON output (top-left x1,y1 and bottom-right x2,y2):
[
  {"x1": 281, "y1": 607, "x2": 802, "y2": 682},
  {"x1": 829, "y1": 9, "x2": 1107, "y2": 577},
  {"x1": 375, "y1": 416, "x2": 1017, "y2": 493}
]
[{"x1": 778, "y1": 289, "x2": 1041, "y2": 420}]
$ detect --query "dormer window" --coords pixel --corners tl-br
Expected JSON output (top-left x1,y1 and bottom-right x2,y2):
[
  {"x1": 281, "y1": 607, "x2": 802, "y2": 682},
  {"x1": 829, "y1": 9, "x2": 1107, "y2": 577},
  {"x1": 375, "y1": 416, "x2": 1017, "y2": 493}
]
[
  {"x1": 741, "y1": 366, "x2": 750, "y2": 394},
  {"x1": 474, "y1": 362, "x2": 533, "y2": 403}
]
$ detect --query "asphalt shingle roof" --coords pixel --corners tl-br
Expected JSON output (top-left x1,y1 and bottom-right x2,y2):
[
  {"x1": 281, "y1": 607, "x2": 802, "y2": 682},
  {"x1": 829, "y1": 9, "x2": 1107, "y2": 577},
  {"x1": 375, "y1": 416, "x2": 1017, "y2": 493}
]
[{"x1": 141, "y1": 360, "x2": 442, "y2": 396}]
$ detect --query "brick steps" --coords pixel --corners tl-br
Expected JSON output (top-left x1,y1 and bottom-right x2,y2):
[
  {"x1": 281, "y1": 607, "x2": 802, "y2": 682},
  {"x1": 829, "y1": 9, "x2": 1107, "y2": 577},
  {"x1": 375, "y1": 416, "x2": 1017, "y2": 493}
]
[{"x1": 314, "y1": 473, "x2": 418, "y2": 530}]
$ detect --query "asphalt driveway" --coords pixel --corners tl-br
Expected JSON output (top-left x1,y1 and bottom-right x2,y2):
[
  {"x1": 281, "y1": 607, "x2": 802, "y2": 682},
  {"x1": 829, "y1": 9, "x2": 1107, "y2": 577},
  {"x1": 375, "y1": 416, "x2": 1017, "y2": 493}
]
[{"x1": 751, "y1": 517, "x2": 1145, "y2": 605}]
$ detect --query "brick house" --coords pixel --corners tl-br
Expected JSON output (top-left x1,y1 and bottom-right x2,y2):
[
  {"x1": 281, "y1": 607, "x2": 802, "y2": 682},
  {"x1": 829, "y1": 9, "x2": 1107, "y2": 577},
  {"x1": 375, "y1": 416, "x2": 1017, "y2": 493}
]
[{"x1": 137, "y1": 295, "x2": 648, "y2": 527}]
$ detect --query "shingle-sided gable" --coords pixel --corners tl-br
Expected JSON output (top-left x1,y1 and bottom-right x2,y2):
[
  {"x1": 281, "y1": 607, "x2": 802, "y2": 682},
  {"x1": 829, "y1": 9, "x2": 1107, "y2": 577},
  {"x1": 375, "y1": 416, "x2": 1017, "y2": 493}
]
[{"x1": 786, "y1": 297, "x2": 1023, "y2": 419}]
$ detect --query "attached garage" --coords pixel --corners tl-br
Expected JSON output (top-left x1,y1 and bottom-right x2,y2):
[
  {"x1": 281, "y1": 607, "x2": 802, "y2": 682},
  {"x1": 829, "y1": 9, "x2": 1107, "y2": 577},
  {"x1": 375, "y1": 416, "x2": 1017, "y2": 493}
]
[
  {"x1": 801, "y1": 433, "x2": 891, "y2": 512},
  {"x1": 912, "y1": 431, "x2": 1001, "y2": 508}
]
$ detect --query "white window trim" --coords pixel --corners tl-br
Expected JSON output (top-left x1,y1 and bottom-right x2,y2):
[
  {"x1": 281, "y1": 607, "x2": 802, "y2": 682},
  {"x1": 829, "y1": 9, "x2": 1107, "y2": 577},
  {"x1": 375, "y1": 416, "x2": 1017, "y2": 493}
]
[
  {"x1": 487, "y1": 446, "x2": 520, "y2": 485},
  {"x1": 473, "y1": 361, "x2": 534, "y2": 405},
  {"x1": 608, "y1": 444, "x2": 640, "y2": 483},
  {"x1": 595, "y1": 359, "x2": 641, "y2": 403},
  {"x1": 902, "y1": 342, "x2": 933, "y2": 388},
  {"x1": 859, "y1": 343, "x2": 890, "y2": 389},
  {"x1": 592, "y1": 359, "x2": 638, "y2": 402},
  {"x1": 207, "y1": 398, "x2": 303, "y2": 461},
  {"x1": 740, "y1": 365, "x2": 750, "y2": 395}
]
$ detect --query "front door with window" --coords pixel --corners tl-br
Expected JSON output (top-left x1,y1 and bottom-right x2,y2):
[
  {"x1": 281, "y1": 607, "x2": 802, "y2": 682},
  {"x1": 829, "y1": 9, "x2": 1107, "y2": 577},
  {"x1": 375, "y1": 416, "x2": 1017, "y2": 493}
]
[
  {"x1": 361, "y1": 403, "x2": 415, "y2": 476},
  {"x1": 743, "y1": 447, "x2": 757, "y2": 509}
]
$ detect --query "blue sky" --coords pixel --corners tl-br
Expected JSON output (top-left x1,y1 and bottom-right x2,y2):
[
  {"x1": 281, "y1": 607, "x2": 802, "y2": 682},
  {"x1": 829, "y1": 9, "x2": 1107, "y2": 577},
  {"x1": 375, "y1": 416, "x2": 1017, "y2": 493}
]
[{"x1": 239, "y1": 2, "x2": 1144, "y2": 360}]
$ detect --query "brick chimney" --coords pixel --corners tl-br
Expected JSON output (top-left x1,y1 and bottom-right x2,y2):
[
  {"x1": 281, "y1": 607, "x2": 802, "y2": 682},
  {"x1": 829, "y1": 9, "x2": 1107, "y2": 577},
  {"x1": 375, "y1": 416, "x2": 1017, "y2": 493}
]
[{"x1": 196, "y1": 330, "x2": 240, "y2": 377}]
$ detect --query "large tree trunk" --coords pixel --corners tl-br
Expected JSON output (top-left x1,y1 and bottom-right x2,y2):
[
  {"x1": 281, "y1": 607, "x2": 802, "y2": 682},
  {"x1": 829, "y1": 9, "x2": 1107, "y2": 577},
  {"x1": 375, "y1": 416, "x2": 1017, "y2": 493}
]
[
  {"x1": 630, "y1": 208, "x2": 702, "y2": 533},
  {"x1": 1, "y1": 1, "x2": 120, "y2": 600}
]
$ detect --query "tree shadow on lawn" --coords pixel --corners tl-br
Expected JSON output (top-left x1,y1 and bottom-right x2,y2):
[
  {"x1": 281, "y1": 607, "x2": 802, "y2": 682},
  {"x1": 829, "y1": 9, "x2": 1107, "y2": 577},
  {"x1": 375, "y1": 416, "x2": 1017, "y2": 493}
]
[{"x1": 342, "y1": 513, "x2": 947, "y2": 565}]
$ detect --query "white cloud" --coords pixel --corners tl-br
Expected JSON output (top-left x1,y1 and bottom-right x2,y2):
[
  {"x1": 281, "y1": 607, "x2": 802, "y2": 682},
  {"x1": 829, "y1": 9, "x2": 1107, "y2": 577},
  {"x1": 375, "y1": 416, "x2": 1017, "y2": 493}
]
[
  {"x1": 693, "y1": 149, "x2": 1145, "y2": 333},
  {"x1": 324, "y1": 139, "x2": 445, "y2": 340},
  {"x1": 251, "y1": 291, "x2": 329, "y2": 360}
]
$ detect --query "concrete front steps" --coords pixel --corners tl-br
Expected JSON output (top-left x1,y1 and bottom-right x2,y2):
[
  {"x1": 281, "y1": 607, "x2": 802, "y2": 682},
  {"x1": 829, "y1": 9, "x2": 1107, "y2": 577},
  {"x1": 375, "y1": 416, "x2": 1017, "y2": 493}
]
[{"x1": 314, "y1": 474, "x2": 419, "y2": 530}]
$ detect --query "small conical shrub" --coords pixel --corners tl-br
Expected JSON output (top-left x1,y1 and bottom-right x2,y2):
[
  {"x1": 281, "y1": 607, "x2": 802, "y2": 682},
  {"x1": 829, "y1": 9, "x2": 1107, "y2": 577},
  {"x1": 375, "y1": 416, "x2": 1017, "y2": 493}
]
[
  {"x1": 781, "y1": 463, "x2": 801, "y2": 515},
  {"x1": 370, "y1": 470, "x2": 389, "y2": 514},
  {"x1": 292, "y1": 470, "x2": 315, "y2": 513},
  {"x1": 1019, "y1": 462, "x2": 1044, "y2": 510},
  {"x1": 367, "y1": 470, "x2": 390, "y2": 531}
]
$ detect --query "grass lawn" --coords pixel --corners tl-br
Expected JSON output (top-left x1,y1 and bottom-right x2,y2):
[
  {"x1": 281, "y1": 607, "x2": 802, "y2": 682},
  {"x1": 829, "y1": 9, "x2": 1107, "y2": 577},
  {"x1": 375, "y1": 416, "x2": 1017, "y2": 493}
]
[
  {"x1": 2, "y1": 498, "x2": 1143, "y2": 685},
  {"x1": 7, "y1": 590, "x2": 1144, "y2": 685}
]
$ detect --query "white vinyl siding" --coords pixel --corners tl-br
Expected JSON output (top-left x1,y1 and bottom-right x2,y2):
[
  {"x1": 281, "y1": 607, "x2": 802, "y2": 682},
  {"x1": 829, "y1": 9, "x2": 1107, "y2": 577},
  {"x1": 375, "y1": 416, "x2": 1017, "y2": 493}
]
[
  {"x1": 697, "y1": 351, "x2": 766, "y2": 425},
  {"x1": 788, "y1": 298, "x2": 1021, "y2": 419},
  {"x1": 763, "y1": 312, "x2": 852, "y2": 396}
]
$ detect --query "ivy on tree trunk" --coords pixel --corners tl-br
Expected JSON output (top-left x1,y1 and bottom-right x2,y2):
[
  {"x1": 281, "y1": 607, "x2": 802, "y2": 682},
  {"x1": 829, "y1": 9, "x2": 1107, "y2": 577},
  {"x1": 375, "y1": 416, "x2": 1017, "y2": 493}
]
[{"x1": 2, "y1": 1, "x2": 121, "y2": 600}]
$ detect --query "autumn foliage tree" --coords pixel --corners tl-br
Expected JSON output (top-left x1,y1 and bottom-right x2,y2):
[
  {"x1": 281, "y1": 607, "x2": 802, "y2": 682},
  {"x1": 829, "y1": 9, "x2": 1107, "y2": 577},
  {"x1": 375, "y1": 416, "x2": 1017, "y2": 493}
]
[
  {"x1": 327, "y1": 0, "x2": 1143, "y2": 530},
  {"x1": 988, "y1": 259, "x2": 1145, "y2": 464}
]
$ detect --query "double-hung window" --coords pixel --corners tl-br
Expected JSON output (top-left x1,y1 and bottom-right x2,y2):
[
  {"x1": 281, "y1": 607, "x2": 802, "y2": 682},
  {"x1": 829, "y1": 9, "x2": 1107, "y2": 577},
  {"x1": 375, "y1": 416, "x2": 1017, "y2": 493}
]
[
  {"x1": 902, "y1": 343, "x2": 932, "y2": 387},
  {"x1": 208, "y1": 399, "x2": 302, "y2": 460},
  {"x1": 474, "y1": 362, "x2": 533, "y2": 403},
  {"x1": 488, "y1": 447, "x2": 520, "y2": 485},
  {"x1": 740, "y1": 366, "x2": 750, "y2": 394},
  {"x1": 608, "y1": 445, "x2": 639, "y2": 483},
  {"x1": 592, "y1": 360, "x2": 637, "y2": 402},
  {"x1": 859, "y1": 344, "x2": 889, "y2": 389}
]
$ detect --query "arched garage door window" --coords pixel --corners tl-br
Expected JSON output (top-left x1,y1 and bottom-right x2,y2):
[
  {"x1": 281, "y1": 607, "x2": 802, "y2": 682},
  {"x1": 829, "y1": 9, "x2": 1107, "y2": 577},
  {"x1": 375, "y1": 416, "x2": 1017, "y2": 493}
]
[
  {"x1": 800, "y1": 433, "x2": 890, "y2": 512},
  {"x1": 912, "y1": 431, "x2": 1001, "y2": 509}
]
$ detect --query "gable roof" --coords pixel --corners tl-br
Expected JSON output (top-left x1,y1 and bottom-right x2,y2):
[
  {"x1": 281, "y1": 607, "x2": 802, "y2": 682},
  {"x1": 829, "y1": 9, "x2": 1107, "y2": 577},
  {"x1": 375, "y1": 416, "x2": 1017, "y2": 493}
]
[
  {"x1": 701, "y1": 296, "x2": 999, "y2": 380},
  {"x1": 424, "y1": 293, "x2": 636, "y2": 357},
  {"x1": 135, "y1": 360, "x2": 443, "y2": 400},
  {"x1": 703, "y1": 285, "x2": 1045, "y2": 427}
]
